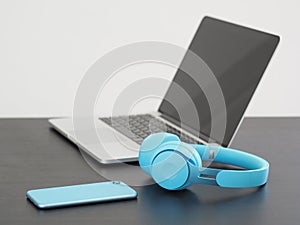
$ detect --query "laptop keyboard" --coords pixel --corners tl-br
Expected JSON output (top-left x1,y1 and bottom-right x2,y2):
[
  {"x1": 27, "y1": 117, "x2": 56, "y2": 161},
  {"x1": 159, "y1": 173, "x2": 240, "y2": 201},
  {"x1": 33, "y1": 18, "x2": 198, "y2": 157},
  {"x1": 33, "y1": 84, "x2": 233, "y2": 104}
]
[{"x1": 100, "y1": 114, "x2": 202, "y2": 145}]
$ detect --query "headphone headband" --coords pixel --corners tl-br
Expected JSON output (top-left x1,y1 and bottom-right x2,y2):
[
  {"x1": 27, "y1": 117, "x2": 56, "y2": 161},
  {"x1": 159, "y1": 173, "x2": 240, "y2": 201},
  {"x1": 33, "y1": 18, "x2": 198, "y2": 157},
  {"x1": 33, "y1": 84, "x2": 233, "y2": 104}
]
[{"x1": 191, "y1": 144, "x2": 269, "y2": 188}]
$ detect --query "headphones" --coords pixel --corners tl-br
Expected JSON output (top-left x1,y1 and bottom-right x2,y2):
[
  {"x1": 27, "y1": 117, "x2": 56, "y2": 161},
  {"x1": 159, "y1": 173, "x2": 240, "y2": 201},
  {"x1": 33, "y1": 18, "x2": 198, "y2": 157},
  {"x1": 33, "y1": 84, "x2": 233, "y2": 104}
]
[{"x1": 139, "y1": 133, "x2": 269, "y2": 190}]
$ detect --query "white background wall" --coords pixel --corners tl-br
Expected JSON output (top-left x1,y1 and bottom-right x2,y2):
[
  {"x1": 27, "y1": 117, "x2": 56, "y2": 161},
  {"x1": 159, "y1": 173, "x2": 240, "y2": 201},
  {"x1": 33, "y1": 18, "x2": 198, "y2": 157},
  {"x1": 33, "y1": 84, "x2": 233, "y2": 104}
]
[{"x1": 0, "y1": 0, "x2": 299, "y2": 117}]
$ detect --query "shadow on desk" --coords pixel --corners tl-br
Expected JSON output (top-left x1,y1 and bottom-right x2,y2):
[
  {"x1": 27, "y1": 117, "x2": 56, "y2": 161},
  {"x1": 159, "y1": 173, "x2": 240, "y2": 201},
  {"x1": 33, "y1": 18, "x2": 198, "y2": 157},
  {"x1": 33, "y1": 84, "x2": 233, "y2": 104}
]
[{"x1": 137, "y1": 184, "x2": 267, "y2": 225}]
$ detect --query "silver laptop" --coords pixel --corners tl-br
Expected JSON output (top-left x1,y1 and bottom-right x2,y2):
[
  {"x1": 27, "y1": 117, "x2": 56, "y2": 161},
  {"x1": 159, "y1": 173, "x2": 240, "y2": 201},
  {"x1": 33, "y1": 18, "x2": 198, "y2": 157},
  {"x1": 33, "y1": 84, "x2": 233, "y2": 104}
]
[{"x1": 49, "y1": 16, "x2": 279, "y2": 164}]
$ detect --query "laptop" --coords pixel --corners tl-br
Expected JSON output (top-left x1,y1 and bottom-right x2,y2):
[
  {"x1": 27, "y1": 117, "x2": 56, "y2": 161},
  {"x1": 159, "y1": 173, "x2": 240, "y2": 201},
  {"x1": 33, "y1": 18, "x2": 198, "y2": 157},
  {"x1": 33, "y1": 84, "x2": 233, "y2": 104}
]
[{"x1": 49, "y1": 16, "x2": 280, "y2": 164}]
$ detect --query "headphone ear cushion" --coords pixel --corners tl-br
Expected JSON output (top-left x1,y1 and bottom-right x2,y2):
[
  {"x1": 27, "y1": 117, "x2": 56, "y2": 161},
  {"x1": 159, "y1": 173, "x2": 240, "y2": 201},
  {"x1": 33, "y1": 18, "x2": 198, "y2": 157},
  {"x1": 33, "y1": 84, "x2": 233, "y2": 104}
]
[
  {"x1": 140, "y1": 133, "x2": 180, "y2": 152},
  {"x1": 139, "y1": 133, "x2": 180, "y2": 175}
]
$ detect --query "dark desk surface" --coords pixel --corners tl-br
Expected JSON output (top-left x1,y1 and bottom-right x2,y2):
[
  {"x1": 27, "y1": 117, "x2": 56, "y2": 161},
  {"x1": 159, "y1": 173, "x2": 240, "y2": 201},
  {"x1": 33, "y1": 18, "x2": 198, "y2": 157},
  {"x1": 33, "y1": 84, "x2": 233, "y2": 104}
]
[{"x1": 1, "y1": 118, "x2": 300, "y2": 225}]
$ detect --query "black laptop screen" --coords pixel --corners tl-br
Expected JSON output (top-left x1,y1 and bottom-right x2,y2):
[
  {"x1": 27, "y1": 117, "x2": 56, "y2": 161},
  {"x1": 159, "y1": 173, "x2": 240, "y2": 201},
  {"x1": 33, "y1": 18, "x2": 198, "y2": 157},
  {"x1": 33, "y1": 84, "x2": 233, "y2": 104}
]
[{"x1": 158, "y1": 17, "x2": 279, "y2": 146}]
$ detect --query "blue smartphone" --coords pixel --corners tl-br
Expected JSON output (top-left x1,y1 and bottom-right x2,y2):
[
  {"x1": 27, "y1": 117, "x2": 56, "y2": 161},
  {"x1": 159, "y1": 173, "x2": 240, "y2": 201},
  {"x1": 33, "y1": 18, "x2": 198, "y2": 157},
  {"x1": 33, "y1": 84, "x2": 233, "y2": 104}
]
[{"x1": 26, "y1": 181, "x2": 137, "y2": 209}]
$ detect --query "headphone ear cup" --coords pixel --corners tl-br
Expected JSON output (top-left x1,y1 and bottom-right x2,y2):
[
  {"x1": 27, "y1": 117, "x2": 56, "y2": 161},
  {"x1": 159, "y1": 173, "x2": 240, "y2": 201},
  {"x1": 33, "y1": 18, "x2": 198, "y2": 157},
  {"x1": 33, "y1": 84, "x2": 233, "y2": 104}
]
[
  {"x1": 150, "y1": 142, "x2": 202, "y2": 190},
  {"x1": 139, "y1": 133, "x2": 180, "y2": 175},
  {"x1": 151, "y1": 150, "x2": 189, "y2": 190}
]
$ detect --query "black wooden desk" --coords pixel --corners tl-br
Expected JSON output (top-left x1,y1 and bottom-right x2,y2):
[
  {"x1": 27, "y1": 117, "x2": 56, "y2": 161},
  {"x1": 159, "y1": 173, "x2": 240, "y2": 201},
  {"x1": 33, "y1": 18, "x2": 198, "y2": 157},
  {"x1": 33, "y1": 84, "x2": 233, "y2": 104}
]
[{"x1": 1, "y1": 118, "x2": 299, "y2": 225}]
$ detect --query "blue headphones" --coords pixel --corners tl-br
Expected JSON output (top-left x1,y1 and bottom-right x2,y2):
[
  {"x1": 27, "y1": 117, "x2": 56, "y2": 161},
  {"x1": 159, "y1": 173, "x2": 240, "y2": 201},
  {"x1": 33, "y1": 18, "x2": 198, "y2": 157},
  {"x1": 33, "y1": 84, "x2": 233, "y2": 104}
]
[{"x1": 139, "y1": 133, "x2": 269, "y2": 190}]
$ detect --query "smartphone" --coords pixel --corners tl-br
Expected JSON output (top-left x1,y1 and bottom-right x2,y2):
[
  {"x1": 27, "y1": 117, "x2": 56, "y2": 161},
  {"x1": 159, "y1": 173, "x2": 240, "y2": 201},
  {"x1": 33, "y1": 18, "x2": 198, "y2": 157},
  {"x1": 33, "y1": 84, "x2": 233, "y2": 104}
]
[{"x1": 26, "y1": 181, "x2": 137, "y2": 209}]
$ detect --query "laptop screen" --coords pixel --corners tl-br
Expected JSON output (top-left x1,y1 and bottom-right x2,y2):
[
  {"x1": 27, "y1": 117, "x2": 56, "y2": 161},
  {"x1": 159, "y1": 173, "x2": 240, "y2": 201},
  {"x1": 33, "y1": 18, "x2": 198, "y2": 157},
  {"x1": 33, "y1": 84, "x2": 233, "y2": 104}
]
[{"x1": 158, "y1": 16, "x2": 279, "y2": 146}]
